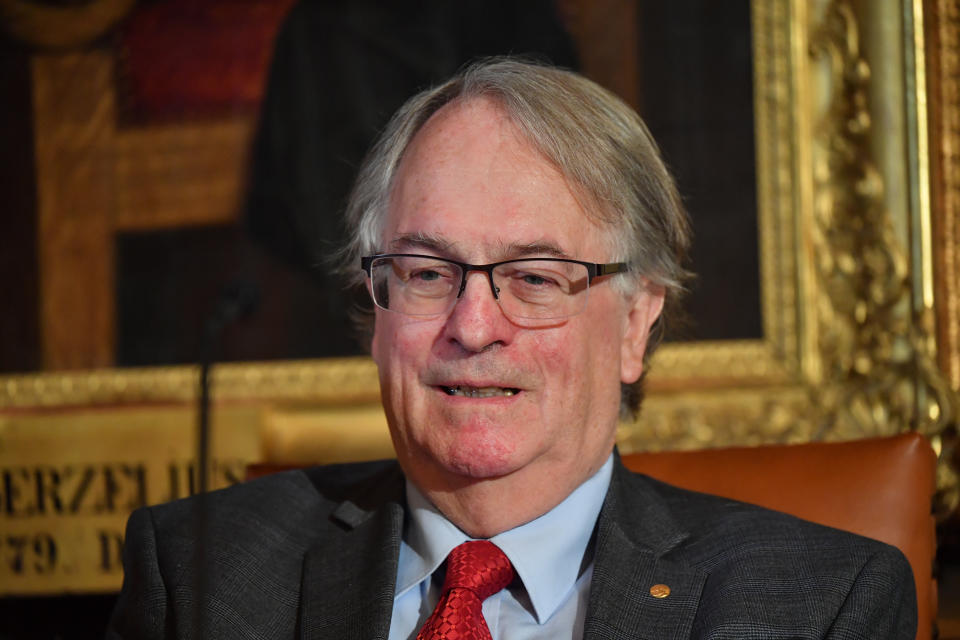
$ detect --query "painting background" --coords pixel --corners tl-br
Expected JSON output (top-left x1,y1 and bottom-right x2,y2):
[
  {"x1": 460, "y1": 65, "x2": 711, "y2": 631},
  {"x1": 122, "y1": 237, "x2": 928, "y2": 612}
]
[{"x1": 1, "y1": 0, "x2": 760, "y2": 374}]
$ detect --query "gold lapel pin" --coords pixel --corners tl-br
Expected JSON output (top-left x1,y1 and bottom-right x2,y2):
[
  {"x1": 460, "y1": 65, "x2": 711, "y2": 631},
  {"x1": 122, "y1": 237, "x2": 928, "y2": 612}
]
[{"x1": 649, "y1": 583, "x2": 671, "y2": 598}]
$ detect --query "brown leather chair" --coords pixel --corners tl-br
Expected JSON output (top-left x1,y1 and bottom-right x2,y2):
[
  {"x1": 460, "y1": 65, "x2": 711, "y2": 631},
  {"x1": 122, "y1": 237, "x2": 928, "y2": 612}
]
[
  {"x1": 249, "y1": 432, "x2": 936, "y2": 638},
  {"x1": 621, "y1": 433, "x2": 937, "y2": 640}
]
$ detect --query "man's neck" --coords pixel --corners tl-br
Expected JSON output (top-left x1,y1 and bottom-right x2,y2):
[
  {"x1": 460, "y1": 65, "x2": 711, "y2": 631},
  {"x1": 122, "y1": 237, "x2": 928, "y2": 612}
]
[{"x1": 408, "y1": 452, "x2": 614, "y2": 538}]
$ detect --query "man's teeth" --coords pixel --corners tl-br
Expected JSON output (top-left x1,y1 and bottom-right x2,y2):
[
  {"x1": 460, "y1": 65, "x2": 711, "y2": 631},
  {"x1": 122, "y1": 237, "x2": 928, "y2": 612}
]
[{"x1": 442, "y1": 386, "x2": 518, "y2": 398}]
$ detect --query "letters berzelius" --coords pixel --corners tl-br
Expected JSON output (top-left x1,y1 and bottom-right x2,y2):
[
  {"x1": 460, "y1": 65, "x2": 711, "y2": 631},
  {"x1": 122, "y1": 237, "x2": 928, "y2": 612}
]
[{"x1": 1, "y1": 460, "x2": 247, "y2": 581}]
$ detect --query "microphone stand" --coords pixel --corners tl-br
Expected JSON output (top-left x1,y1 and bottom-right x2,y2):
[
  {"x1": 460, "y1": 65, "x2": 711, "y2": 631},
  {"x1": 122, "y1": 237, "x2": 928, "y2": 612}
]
[{"x1": 193, "y1": 281, "x2": 259, "y2": 638}]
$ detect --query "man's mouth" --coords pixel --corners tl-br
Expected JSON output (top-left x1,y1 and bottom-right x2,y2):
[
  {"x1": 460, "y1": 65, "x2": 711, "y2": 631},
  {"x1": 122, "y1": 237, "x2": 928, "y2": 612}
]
[{"x1": 440, "y1": 385, "x2": 521, "y2": 398}]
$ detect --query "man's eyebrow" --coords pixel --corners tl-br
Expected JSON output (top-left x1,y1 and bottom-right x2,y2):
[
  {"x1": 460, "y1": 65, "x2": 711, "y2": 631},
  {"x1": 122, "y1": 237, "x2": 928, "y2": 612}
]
[
  {"x1": 501, "y1": 241, "x2": 570, "y2": 259},
  {"x1": 389, "y1": 233, "x2": 457, "y2": 254},
  {"x1": 387, "y1": 235, "x2": 572, "y2": 260}
]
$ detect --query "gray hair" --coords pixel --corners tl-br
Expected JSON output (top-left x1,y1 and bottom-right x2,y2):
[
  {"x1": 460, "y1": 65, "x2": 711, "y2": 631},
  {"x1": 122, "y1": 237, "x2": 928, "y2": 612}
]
[{"x1": 340, "y1": 57, "x2": 691, "y2": 419}]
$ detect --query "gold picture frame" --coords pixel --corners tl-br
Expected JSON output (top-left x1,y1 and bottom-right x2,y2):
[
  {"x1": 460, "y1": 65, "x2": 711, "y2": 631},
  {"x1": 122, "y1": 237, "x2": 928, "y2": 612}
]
[
  {"x1": 0, "y1": 0, "x2": 958, "y2": 596},
  {"x1": 1, "y1": 0, "x2": 958, "y2": 512}
]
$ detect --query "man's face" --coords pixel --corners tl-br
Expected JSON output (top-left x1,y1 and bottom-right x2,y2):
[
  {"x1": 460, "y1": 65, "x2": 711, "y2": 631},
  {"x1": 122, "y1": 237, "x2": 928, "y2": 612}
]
[{"x1": 371, "y1": 98, "x2": 662, "y2": 498}]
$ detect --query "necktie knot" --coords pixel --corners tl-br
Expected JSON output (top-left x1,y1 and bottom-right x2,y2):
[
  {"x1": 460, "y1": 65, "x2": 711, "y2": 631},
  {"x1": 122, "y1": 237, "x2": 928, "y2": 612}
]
[
  {"x1": 417, "y1": 540, "x2": 514, "y2": 640},
  {"x1": 442, "y1": 540, "x2": 514, "y2": 600}
]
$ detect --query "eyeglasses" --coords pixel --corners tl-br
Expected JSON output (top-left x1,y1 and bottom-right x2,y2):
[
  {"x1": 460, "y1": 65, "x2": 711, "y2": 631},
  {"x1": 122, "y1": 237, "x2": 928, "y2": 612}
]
[{"x1": 361, "y1": 253, "x2": 629, "y2": 320}]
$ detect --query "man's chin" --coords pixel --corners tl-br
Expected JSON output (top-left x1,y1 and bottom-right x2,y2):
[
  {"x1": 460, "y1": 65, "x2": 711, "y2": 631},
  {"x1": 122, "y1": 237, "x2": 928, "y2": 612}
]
[
  {"x1": 442, "y1": 457, "x2": 518, "y2": 481},
  {"x1": 434, "y1": 442, "x2": 527, "y2": 483}
]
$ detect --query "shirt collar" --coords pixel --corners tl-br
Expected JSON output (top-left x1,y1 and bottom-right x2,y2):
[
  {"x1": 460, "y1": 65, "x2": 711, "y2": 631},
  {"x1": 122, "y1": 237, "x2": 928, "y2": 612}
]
[{"x1": 396, "y1": 454, "x2": 614, "y2": 624}]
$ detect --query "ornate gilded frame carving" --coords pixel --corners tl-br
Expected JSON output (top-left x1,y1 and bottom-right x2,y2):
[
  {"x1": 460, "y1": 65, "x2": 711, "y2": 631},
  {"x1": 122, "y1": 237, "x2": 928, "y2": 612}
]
[
  {"x1": 1, "y1": 0, "x2": 958, "y2": 503},
  {"x1": 626, "y1": 0, "x2": 956, "y2": 487}
]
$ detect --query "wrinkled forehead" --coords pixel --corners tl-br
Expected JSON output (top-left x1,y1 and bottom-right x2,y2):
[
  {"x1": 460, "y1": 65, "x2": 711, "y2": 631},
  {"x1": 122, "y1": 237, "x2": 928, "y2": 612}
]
[{"x1": 382, "y1": 98, "x2": 617, "y2": 261}]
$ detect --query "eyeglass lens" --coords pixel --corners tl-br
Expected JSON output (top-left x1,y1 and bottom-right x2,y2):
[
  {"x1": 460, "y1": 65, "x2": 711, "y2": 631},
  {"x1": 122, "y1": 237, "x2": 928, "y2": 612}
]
[{"x1": 368, "y1": 256, "x2": 591, "y2": 320}]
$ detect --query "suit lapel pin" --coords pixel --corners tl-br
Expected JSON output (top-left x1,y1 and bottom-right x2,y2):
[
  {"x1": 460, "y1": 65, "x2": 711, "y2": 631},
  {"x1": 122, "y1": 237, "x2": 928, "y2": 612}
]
[{"x1": 649, "y1": 583, "x2": 671, "y2": 598}]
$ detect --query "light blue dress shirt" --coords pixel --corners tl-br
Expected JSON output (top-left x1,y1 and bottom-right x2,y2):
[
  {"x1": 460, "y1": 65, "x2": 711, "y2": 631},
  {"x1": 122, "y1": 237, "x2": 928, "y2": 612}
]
[{"x1": 388, "y1": 455, "x2": 614, "y2": 640}]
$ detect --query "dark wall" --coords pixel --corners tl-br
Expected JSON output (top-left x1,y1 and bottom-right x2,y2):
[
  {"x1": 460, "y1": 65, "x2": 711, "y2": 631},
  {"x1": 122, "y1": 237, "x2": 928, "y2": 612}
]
[{"x1": 0, "y1": 44, "x2": 40, "y2": 373}]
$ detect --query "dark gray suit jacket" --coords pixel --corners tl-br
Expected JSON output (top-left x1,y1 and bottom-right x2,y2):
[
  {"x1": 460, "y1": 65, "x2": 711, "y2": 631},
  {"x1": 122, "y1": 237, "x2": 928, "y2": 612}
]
[{"x1": 107, "y1": 458, "x2": 917, "y2": 639}]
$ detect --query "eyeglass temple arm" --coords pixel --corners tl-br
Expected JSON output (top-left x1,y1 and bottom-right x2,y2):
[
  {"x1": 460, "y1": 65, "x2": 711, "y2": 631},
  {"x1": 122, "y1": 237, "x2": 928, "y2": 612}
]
[{"x1": 593, "y1": 262, "x2": 629, "y2": 278}]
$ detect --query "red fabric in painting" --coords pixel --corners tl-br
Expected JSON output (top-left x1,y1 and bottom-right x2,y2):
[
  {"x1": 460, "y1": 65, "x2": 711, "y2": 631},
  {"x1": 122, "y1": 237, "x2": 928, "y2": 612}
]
[{"x1": 119, "y1": 0, "x2": 296, "y2": 120}]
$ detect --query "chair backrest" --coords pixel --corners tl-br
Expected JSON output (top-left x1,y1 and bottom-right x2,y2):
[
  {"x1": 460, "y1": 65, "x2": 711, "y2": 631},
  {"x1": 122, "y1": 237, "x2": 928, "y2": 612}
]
[{"x1": 621, "y1": 433, "x2": 937, "y2": 640}]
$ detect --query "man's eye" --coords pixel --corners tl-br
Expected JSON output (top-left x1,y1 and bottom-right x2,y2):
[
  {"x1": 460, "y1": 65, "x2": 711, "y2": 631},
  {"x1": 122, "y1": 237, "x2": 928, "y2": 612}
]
[
  {"x1": 521, "y1": 274, "x2": 551, "y2": 286},
  {"x1": 515, "y1": 272, "x2": 560, "y2": 287},
  {"x1": 409, "y1": 268, "x2": 451, "y2": 282}
]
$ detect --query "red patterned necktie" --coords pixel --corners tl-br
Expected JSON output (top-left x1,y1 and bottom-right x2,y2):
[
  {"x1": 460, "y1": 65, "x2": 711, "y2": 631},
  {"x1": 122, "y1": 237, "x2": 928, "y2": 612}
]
[{"x1": 417, "y1": 540, "x2": 515, "y2": 640}]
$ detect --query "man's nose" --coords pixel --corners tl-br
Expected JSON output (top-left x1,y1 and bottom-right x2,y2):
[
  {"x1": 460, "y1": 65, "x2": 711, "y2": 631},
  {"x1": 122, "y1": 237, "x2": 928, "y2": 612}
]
[{"x1": 444, "y1": 271, "x2": 512, "y2": 352}]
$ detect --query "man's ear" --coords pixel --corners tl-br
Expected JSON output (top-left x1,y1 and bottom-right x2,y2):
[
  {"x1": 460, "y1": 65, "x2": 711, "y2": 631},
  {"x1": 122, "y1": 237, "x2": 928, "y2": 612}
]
[
  {"x1": 620, "y1": 283, "x2": 665, "y2": 383},
  {"x1": 367, "y1": 281, "x2": 383, "y2": 365}
]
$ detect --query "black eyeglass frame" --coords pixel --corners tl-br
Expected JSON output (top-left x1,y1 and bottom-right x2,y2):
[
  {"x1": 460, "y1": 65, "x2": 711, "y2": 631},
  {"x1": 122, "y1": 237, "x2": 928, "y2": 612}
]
[{"x1": 360, "y1": 253, "x2": 630, "y2": 313}]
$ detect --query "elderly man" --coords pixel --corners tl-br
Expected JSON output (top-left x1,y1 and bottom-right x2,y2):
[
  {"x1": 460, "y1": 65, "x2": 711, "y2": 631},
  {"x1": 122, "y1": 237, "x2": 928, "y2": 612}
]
[{"x1": 109, "y1": 59, "x2": 916, "y2": 639}]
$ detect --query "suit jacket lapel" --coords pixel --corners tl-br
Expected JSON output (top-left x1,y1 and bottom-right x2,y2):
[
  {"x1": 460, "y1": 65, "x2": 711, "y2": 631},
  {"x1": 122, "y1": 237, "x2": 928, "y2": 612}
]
[
  {"x1": 584, "y1": 458, "x2": 706, "y2": 640},
  {"x1": 298, "y1": 465, "x2": 406, "y2": 640}
]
